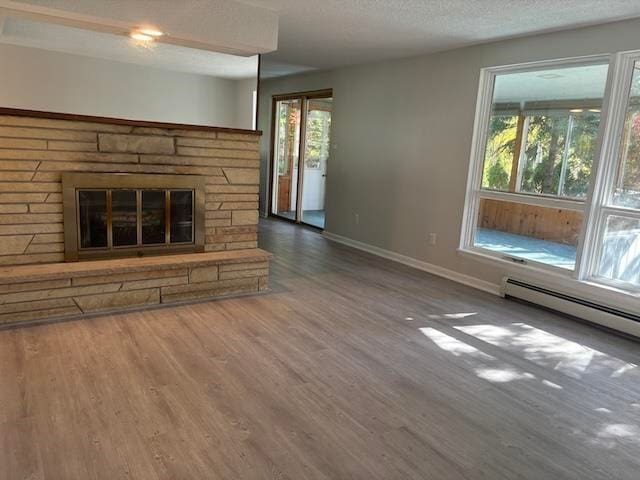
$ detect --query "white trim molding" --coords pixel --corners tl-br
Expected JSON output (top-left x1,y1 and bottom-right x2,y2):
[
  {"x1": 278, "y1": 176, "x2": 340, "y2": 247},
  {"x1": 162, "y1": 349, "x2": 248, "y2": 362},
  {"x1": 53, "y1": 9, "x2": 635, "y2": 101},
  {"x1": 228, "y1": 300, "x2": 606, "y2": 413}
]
[{"x1": 323, "y1": 231, "x2": 502, "y2": 296}]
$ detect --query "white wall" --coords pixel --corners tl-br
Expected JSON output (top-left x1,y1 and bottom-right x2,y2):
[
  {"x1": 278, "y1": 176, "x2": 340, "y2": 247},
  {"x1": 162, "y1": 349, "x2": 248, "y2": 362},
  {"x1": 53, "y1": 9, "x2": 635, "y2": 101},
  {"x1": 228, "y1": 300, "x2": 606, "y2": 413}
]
[
  {"x1": 235, "y1": 77, "x2": 258, "y2": 129},
  {"x1": 258, "y1": 18, "x2": 640, "y2": 289},
  {"x1": 0, "y1": 43, "x2": 256, "y2": 129}
]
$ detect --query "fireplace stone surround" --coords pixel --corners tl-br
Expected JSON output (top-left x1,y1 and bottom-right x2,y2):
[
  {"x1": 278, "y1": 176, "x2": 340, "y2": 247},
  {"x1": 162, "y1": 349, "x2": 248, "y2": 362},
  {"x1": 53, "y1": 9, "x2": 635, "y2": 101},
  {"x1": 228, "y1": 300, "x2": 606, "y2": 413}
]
[{"x1": 0, "y1": 108, "x2": 270, "y2": 327}]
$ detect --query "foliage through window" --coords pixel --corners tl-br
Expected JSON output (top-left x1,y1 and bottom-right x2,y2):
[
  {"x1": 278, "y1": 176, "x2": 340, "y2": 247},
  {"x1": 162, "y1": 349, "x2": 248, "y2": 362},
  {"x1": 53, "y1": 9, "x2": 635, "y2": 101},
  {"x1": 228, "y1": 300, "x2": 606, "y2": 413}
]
[
  {"x1": 482, "y1": 110, "x2": 601, "y2": 199},
  {"x1": 482, "y1": 115, "x2": 517, "y2": 191},
  {"x1": 613, "y1": 63, "x2": 640, "y2": 208},
  {"x1": 304, "y1": 104, "x2": 331, "y2": 169},
  {"x1": 276, "y1": 99, "x2": 301, "y2": 176}
]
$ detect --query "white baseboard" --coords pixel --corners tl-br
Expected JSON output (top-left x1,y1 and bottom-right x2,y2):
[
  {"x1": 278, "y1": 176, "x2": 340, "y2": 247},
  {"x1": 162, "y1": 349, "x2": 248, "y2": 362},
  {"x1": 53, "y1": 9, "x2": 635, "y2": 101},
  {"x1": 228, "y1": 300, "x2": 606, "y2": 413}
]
[{"x1": 322, "y1": 231, "x2": 501, "y2": 296}]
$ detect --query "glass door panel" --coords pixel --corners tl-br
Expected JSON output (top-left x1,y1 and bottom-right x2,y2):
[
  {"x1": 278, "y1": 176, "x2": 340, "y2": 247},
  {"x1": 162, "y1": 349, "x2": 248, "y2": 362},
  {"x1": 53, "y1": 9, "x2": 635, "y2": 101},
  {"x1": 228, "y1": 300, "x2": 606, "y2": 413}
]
[
  {"x1": 271, "y1": 99, "x2": 301, "y2": 221},
  {"x1": 141, "y1": 190, "x2": 166, "y2": 245},
  {"x1": 301, "y1": 97, "x2": 332, "y2": 229},
  {"x1": 112, "y1": 190, "x2": 137, "y2": 247},
  {"x1": 170, "y1": 190, "x2": 193, "y2": 243},
  {"x1": 78, "y1": 190, "x2": 108, "y2": 249}
]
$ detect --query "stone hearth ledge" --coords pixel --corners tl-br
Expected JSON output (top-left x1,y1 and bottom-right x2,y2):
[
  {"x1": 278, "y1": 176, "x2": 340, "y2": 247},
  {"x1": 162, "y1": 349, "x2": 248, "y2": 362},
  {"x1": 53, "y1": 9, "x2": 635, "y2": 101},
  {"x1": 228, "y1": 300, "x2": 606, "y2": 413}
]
[{"x1": 0, "y1": 249, "x2": 272, "y2": 327}]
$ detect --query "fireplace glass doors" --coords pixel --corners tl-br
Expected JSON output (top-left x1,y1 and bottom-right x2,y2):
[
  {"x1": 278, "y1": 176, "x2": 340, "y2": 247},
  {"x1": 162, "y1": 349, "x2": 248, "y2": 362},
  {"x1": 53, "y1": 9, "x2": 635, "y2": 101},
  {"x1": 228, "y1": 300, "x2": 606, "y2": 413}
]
[{"x1": 63, "y1": 174, "x2": 205, "y2": 261}]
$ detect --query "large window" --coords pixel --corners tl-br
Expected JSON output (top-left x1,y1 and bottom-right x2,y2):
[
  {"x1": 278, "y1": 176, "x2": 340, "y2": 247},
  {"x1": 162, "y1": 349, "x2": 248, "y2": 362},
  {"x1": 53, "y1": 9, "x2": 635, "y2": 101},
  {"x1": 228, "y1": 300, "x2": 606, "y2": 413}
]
[
  {"x1": 468, "y1": 60, "x2": 609, "y2": 271},
  {"x1": 462, "y1": 51, "x2": 640, "y2": 295}
]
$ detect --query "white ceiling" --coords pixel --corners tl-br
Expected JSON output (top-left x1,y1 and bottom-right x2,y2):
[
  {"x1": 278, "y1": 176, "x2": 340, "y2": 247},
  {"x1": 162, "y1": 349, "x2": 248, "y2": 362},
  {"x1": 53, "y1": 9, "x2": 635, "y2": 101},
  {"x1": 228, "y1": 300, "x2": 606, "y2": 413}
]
[
  {"x1": 0, "y1": 16, "x2": 259, "y2": 78},
  {"x1": 251, "y1": 0, "x2": 640, "y2": 77},
  {"x1": 0, "y1": 0, "x2": 278, "y2": 55}
]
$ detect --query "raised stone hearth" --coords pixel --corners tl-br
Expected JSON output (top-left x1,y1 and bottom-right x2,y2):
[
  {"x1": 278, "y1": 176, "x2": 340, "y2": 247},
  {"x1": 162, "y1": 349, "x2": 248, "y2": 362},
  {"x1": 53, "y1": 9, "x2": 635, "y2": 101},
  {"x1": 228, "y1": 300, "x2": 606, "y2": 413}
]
[
  {"x1": 0, "y1": 109, "x2": 269, "y2": 327},
  {"x1": 0, "y1": 250, "x2": 271, "y2": 327}
]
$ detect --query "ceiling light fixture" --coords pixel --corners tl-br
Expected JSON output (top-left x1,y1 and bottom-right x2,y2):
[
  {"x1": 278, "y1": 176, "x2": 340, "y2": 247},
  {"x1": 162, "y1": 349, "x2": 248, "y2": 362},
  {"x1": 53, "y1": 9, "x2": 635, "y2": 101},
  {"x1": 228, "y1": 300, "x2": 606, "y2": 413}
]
[
  {"x1": 139, "y1": 28, "x2": 164, "y2": 37},
  {"x1": 130, "y1": 31, "x2": 153, "y2": 42},
  {"x1": 570, "y1": 108, "x2": 584, "y2": 113},
  {"x1": 589, "y1": 108, "x2": 601, "y2": 113}
]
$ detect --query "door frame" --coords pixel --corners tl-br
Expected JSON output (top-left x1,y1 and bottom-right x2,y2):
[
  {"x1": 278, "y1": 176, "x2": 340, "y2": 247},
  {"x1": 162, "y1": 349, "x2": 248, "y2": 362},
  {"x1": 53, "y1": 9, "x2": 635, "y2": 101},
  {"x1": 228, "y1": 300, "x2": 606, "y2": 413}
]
[{"x1": 268, "y1": 89, "x2": 333, "y2": 228}]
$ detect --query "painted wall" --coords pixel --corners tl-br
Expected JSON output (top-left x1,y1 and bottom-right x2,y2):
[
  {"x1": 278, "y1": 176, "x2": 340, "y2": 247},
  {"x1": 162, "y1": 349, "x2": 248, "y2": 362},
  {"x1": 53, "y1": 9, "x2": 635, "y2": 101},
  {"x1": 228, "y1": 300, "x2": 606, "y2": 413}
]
[
  {"x1": 258, "y1": 18, "x2": 640, "y2": 289},
  {"x1": 0, "y1": 43, "x2": 256, "y2": 129},
  {"x1": 235, "y1": 77, "x2": 258, "y2": 129}
]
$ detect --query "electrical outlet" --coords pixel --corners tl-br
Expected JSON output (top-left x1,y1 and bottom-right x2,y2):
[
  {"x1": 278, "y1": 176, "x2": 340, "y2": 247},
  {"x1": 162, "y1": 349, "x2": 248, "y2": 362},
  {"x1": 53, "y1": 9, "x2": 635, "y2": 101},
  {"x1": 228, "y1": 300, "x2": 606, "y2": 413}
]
[
  {"x1": 354, "y1": 213, "x2": 360, "y2": 225},
  {"x1": 428, "y1": 233, "x2": 437, "y2": 245}
]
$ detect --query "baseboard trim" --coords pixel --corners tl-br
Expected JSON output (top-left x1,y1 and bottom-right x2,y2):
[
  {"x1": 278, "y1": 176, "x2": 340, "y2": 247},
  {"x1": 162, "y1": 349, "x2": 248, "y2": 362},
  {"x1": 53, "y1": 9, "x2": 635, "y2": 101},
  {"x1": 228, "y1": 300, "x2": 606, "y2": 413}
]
[{"x1": 322, "y1": 231, "x2": 501, "y2": 296}]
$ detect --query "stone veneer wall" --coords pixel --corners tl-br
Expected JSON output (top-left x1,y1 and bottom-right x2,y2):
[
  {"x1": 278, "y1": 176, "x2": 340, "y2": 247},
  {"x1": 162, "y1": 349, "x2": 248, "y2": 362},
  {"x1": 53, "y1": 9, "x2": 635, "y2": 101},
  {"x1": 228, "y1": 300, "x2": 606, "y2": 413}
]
[{"x1": 0, "y1": 113, "x2": 260, "y2": 266}]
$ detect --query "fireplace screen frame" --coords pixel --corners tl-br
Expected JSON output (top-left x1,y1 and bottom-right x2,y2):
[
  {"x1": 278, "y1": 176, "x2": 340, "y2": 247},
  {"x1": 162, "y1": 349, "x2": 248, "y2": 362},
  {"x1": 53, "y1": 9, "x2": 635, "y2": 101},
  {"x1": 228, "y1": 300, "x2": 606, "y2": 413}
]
[{"x1": 62, "y1": 173, "x2": 205, "y2": 262}]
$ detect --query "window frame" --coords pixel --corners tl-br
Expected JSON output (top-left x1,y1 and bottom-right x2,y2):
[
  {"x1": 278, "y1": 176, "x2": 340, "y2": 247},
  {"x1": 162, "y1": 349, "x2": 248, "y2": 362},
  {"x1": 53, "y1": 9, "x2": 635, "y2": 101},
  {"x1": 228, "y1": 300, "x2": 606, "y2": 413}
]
[
  {"x1": 583, "y1": 51, "x2": 640, "y2": 290},
  {"x1": 460, "y1": 53, "x2": 612, "y2": 278}
]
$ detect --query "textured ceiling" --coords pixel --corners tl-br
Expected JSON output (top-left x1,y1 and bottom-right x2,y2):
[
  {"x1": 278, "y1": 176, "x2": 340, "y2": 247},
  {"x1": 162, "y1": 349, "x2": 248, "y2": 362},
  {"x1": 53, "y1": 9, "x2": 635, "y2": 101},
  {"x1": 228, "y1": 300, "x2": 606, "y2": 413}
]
[
  {"x1": 2, "y1": 0, "x2": 639, "y2": 79},
  {"x1": 0, "y1": 16, "x2": 259, "y2": 78},
  {"x1": 249, "y1": 0, "x2": 640, "y2": 76},
  {"x1": 1, "y1": 0, "x2": 278, "y2": 55}
]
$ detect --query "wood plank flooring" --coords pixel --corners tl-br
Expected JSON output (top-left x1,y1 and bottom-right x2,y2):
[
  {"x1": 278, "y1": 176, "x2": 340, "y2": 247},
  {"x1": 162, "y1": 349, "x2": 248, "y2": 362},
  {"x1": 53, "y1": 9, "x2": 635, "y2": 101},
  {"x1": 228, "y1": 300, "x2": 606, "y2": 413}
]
[{"x1": 1, "y1": 217, "x2": 639, "y2": 479}]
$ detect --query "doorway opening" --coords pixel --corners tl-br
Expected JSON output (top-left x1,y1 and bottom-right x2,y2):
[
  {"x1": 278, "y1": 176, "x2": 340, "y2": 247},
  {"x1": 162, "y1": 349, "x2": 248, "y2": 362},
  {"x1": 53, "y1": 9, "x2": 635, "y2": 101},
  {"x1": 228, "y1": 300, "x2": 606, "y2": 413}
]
[{"x1": 269, "y1": 90, "x2": 332, "y2": 229}]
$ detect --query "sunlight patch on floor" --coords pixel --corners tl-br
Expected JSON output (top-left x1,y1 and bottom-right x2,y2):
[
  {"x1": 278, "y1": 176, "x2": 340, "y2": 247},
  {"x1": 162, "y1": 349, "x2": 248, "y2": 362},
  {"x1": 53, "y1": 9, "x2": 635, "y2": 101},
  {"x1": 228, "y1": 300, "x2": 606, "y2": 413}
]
[
  {"x1": 419, "y1": 327, "x2": 546, "y2": 385},
  {"x1": 427, "y1": 312, "x2": 478, "y2": 320},
  {"x1": 475, "y1": 367, "x2": 535, "y2": 383},
  {"x1": 454, "y1": 323, "x2": 637, "y2": 380},
  {"x1": 419, "y1": 327, "x2": 491, "y2": 359},
  {"x1": 586, "y1": 423, "x2": 640, "y2": 449}
]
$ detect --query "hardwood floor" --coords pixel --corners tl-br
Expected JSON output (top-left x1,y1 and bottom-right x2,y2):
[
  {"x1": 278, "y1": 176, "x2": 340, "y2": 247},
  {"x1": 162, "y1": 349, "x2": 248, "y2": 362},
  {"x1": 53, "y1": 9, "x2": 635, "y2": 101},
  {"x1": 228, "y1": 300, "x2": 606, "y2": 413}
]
[{"x1": 1, "y1": 218, "x2": 639, "y2": 479}]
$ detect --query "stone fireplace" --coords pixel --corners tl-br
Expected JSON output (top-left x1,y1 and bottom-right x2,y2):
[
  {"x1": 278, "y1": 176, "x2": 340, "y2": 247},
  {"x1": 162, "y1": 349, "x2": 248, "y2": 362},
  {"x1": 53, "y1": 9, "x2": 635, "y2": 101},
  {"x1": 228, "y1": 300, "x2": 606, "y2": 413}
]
[{"x1": 0, "y1": 109, "x2": 270, "y2": 327}]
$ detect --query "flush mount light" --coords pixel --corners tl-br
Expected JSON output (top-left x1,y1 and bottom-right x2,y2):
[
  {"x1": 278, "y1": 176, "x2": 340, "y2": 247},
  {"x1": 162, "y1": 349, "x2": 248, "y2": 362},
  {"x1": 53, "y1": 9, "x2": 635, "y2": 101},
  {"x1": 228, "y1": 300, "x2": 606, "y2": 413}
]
[
  {"x1": 130, "y1": 31, "x2": 153, "y2": 42},
  {"x1": 589, "y1": 108, "x2": 601, "y2": 113},
  {"x1": 139, "y1": 28, "x2": 164, "y2": 37},
  {"x1": 570, "y1": 108, "x2": 584, "y2": 113},
  {"x1": 130, "y1": 27, "x2": 163, "y2": 43}
]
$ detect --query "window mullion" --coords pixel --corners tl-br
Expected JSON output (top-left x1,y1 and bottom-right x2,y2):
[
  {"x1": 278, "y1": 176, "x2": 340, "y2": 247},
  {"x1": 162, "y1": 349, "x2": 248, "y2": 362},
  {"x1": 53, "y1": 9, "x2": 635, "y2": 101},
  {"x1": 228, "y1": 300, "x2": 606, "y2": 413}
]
[
  {"x1": 558, "y1": 115, "x2": 574, "y2": 198},
  {"x1": 601, "y1": 206, "x2": 640, "y2": 220},
  {"x1": 514, "y1": 115, "x2": 530, "y2": 193}
]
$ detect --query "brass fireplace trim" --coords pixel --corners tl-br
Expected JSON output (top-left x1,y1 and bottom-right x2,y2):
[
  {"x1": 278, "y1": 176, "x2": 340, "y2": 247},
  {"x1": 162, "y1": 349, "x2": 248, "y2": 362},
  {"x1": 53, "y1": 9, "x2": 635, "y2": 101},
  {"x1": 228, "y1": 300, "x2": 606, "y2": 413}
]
[{"x1": 62, "y1": 173, "x2": 206, "y2": 262}]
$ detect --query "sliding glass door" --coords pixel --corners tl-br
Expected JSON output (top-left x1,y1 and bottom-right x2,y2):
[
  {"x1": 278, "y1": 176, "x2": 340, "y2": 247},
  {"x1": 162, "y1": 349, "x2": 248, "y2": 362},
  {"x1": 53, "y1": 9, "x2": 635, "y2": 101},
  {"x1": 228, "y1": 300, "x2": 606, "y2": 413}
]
[
  {"x1": 272, "y1": 98, "x2": 301, "y2": 221},
  {"x1": 270, "y1": 91, "x2": 332, "y2": 229}
]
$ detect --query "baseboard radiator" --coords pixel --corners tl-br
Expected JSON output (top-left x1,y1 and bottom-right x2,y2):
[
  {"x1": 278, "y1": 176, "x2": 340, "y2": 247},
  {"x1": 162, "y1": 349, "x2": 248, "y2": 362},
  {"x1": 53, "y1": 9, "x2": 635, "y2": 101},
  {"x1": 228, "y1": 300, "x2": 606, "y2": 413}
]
[{"x1": 502, "y1": 277, "x2": 640, "y2": 338}]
